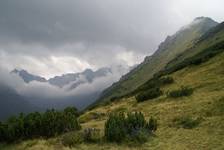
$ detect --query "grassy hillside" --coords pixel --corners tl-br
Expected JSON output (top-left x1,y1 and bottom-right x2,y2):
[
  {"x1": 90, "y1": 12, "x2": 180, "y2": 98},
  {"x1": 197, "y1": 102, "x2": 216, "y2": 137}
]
[
  {"x1": 96, "y1": 17, "x2": 218, "y2": 104},
  {"x1": 1, "y1": 46, "x2": 224, "y2": 150},
  {"x1": 166, "y1": 22, "x2": 224, "y2": 69}
]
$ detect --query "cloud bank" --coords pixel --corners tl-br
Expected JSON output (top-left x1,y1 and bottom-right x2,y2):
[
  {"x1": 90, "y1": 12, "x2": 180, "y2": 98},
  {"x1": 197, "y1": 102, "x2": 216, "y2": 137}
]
[
  {"x1": 0, "y1": 65, "x2": 128, "y2": 109},
  {"x1": 0, "y1": 0, "x2": 223, "y2": 77}
]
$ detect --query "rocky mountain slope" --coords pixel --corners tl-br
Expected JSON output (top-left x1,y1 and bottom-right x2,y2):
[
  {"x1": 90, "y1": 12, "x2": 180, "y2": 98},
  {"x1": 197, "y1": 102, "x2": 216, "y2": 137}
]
[{"x1": 96, "y1": 17, "x2": 218, "y2": 103}]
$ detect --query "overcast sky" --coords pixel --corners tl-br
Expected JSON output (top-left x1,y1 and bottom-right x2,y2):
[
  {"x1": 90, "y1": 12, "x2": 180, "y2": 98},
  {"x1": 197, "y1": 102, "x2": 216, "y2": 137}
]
[{"x1": 0, "y1": 0, "x2": 224, "y2": 78}]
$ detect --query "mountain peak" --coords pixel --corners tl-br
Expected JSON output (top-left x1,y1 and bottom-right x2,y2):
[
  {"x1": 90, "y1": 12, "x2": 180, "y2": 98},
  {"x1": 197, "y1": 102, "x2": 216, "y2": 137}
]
[
  {"x1": 178, "y1": 17, "x2": 218, "y2": 32},
  {"x1": 191, "y1": 16, "x2": 217, "y2": 25},
  {"x1": 11, "y1": 69, "x2": 47, "y2": 83},
  {"x1": 193, "y1": 16, "x2": 212, "y2": 21},
  {"x1": 83, "y1": 68, "x2": 94, "y2": 74}
]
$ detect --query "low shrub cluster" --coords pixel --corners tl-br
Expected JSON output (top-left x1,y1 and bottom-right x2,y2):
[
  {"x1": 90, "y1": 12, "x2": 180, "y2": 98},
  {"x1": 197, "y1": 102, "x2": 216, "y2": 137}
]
[
  {"x1": 83, "y1": 128, "x2": 101, "y2": 143},
  {"x1": 104, "y1": 112, "x2": 157, "y2": 143},
  {"x1": 167, "y1": 86, "x2": 193, "y2": 98},
  {"x1": 62, "y1": 132, "x2": 83, "y2": 147},
  {"x1": 159, "y1": 76, "x2": 174, "y2": 85},
  {"x1": 136, "y1": 88, "x2": 162, "y2": 102},
  {"x1": 133, "y1": 76, "x2": 173, "y2": 102},
  {"x1": 155, "y1": 41, "x2": 224, "y2": 78},
  {"x1": 108, "y1": 77, "x2": 174, "y2": 103},
  {"x1": 0, "y1": 107, "x2": 81, "y2": 142},
  {"x1": 172, "y1": 116, "x2": 201, "y2": 129},
  {"x1": 135, "y1": 77, "x2": 174, "y2": 94},
  {"x1": 62, "y1": 128, "x2": 101, "y2": 147}
]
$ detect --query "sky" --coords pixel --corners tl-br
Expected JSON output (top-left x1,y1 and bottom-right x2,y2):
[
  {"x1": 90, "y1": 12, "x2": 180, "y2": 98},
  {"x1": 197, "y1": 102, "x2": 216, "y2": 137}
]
[{"x1": 0, "y1": 0, "x2": 224, "y2": 78}]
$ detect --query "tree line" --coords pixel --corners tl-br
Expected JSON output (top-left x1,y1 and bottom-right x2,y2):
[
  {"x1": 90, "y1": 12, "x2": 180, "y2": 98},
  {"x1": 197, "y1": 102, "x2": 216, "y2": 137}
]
[{"x1": 0, "y1": 107, "x2": 81, "y2": 142}]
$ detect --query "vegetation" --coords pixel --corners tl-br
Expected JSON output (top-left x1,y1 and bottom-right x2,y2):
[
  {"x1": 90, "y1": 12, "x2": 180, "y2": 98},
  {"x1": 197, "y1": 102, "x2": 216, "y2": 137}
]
[
  {"x1": 61, "y1": 132, "x2": 83, "y2": 147},
  {"x1": 106, "y1": 77, "x2": 173, "y2": 103},
  {"x1": 83, "y1": 128, "x2": 101, "y2": 143},
  {"x1": 105, "y1": 112, "x2": 157, "y2": 143},
  {"x1": 62, "y1": 128, "x2": 101, "y2": 147},
  {"x1": 0, "y1": 107, "x2": 80, "y2": 142},
  {"x1": 136, "y1": 87, "x2": 162, "y2": 102},
  {"x1": 135, "y1": 76, "x2": 174, "y2": 94},
  {"x1": 167, "y1": 86, "x2": 193, "y2": 98},
  {"x1": 156, "y1": 41, "x2": 224, "y2": 78},
  {"x1": 172, "y1": 116, "x2": 201, "y2": 129},
  {"x1": 1, "y1": 20, "x2": 224, "y2": 150},
  {"x1": 95, "y1": 18, "x2": 216, "y2": 104},
  {"x1": 1, "y1": 49, "x2": 224, "y2": 150}
]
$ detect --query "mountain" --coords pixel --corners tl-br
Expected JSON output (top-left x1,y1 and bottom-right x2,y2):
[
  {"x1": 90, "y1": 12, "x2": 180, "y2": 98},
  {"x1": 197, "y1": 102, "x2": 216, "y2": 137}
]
[
  {"x1": 0, "y1": 84, "x2": 38, "y2": 121},
  {"x1": 96, "y1": 17, "x2": 218, "y2": 103},
  {"x1": 12, "y1": 67, "x2": 112, "y2": 90},
  {"x1": 48, "y1": 67, "x2": 112, "y2": 89},
  {"x1": 4, "y1": 20, "x2": 224, "y2": 149},
  {"x1": 9, "y1": 66, "x2": 130, "y2": 111},
  {"x1": 11, "y1": 69, "x2": 47, "y2": 83},
  {"x1": 80, "y1": 45, "x2": 224, "y2": 149}
]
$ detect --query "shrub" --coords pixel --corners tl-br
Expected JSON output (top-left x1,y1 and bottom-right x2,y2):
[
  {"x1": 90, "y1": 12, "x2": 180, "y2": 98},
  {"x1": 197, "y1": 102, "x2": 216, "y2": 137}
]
[
  {"x1": 135, "y1": 76, "x2": 174, "y2": 94},
  {"x1": 173, "y1": 116, "x2": 200, "y2": 129},
  {"x1": 0, "y1": 107, "x2": 81, "y2": 142},
  {"x1": 167, "y1": 86, "x2": 193, "y2": 98},
  {"x1": 146, "y1": 117, "x2": 158, "y2": 132},
  {"x1": 126, "y1": 128, "x2": 149, "y2": 145},
  {"x1": 126, "y1": 112, "x2": 146, "y2": 133},
  {"x1": 83, "y1": 128, "x2": 101, "y2": 143},
  {"x1": 104, "y1": 112, "x2": 157, "y2": 143},
  {"x1": 159, "y1": 77, "x2": 174, "y2": 85},
  {"x1": 62, "y1": 132, "x2": 83, "y2": 147},
  {"x1": 136, "y1": 87, "x2": 162, "y2": 102},
  {"x1": 104, "y1": 113, "x2": 126, "y2": 143}
]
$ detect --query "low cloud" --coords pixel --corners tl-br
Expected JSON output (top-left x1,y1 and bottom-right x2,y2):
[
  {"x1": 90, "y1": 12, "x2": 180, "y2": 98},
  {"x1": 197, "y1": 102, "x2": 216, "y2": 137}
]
[{"x1": 0, "y1": 65, "x2": 128, "y2": 109}]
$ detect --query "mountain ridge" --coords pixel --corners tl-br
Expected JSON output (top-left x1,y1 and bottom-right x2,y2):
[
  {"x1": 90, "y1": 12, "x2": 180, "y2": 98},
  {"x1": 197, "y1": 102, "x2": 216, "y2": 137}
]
[{"x1": 95, "y1": 17, "x2": 218, "y2": 104}]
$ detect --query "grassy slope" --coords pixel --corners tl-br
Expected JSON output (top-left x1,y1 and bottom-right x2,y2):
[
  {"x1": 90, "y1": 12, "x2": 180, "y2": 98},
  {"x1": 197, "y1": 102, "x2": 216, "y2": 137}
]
[
  {"x1": 97, "y1": 18, "x2": 218, "y2": 103},
  {"x1": 2, "y1": 48, "x2": 224, "y2": 150},
  {"x1": 167, "y1": 22, "x2": 224, "y2": 69}
]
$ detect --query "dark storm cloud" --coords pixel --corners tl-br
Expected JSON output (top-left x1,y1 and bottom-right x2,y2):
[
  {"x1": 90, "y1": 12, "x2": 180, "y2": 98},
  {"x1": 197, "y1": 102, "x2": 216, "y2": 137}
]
[
  {"x1": 0, "y1": 0, "x2": 224, "y2": 77},
  {"x1": 0, "y1": 0, "x2": 173, "y2": 52}
]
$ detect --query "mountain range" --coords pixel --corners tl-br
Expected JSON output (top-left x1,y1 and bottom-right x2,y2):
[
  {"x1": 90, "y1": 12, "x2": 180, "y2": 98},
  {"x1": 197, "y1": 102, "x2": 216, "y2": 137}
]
[
  {"x1": 12, "y1": 67, "x2": 113, "y2": 90},
  {"x1": 0, "y1": 65, "x2": 131, "y2": 120}
]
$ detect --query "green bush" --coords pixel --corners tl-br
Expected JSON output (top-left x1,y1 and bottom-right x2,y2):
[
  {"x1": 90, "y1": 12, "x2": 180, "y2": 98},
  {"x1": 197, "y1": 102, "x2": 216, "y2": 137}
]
[
  {"x1": 134, "y1": 77, "x2": 173, "y2": 94},
  {"x1": 62, "y1": 128, "x2": 102, "y2": 147},
  {"x1": 136, "y1": 87, "x2": 162, "y2": 102},
  {"x1": 104, "y1": 113, "x2": 126, "y2": 143},
  {"x1": 173, "y1": 116, "x2": 201, "y2": 129},
  {"x1": 83, "y1": 128, "x2": 101, "y2": 143},
  {"x1": 126, "y1": 112, "x2": 146, "y2": 133},
  {"x1": 159, "y1": 77, "x2": 174, "y2": 85},
  {"x1": 62, "y1": 132, "x2": 83, "y2": 147},
  {"x1": 167, "y1": 86, "x2": 193, "y2": 98},
  {"x1": 104, "y1": 112, "x2": 157, "y2": 143},
  {"x1": 146, "y1": 117, "x2": 158, "y2": 132},
  {"x1": 126, "y1": 128, "x2": 149, "y2": 145}
]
